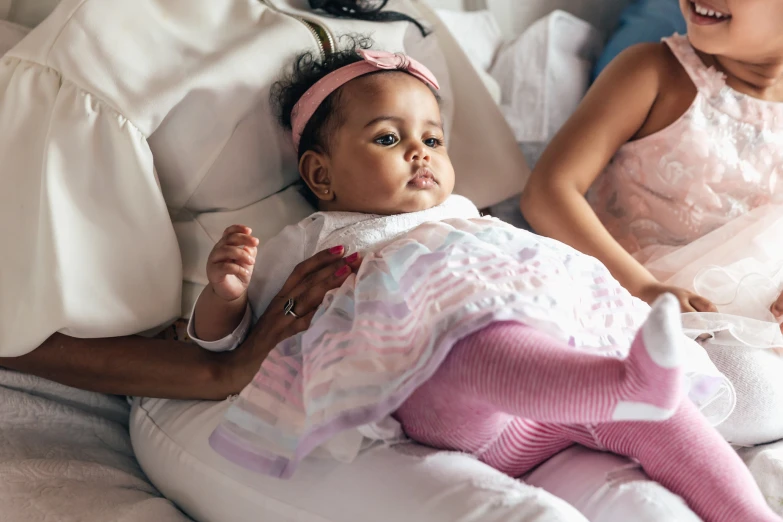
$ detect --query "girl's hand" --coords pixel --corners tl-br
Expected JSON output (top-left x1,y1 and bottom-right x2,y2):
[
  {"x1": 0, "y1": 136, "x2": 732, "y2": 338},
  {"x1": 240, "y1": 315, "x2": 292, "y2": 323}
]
[
  {"x1": 770, "y1": 291, "x2": 783, "y2": 335},
  {"x1": 638, "y1": 282, "x2": 718, "y2": 313},
  {"x1": 207, "y1": 225, "x2": 259, "y2": 302},
  {"x1": 227, "y1": 246, "x2": 362, "y2": 391}
]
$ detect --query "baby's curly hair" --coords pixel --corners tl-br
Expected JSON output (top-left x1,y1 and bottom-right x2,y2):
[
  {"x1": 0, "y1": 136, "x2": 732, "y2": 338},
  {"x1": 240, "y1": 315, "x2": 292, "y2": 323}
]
[
  {"x1": 271, "y1": 35, "x2": 440, "y2": 207},
  {"x1": 272, "y1": 35, "x2": 386, "y2": 207},
  {"x1": 272, "y1": 35, "x2": 375, "y2": 162}
]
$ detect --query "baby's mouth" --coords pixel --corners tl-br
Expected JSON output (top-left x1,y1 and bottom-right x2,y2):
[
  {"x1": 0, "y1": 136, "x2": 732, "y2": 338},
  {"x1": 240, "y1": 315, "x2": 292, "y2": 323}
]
[{"x1": 409, "y1": 168, "x2": 437, "y2": 189}]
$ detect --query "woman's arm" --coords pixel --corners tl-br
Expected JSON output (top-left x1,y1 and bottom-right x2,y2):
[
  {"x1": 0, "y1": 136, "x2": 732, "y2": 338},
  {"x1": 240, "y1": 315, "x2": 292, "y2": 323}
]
[
  {"x1": 0, "y1": 248, "x2": 362, "y2": 400},
  {"x1": 522, "y1": 43, "x2": 711, "y2": 312},
  {"x1": 0, "y1": 333, "x2": 238, "y2": 400}
]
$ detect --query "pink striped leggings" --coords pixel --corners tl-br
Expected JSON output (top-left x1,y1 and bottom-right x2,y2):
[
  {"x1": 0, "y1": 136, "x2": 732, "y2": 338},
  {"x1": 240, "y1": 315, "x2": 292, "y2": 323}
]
[{"x1": 395, "y1": 321, "x2": 779, "y2": 522}]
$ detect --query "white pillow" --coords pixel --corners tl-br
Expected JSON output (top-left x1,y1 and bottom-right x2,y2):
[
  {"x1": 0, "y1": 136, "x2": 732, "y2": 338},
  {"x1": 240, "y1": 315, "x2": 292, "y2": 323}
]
[
  {"x1": 490, "y1": 10, "x2": 603, "y2": 165},
  {"x1": 434, "y1": 9, "x2": 503, "y2": 104},
  {"x1": 434, "y1": 9, "x2": 503, "y2": 72},
  {"x1": 486, "y1": 0, "x2": 629, "y2": 40}
]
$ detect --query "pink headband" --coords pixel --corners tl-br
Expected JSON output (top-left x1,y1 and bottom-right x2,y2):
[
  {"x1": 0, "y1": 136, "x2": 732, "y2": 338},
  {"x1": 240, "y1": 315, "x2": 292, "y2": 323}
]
[{"x1": 291, "y1": 49, "x2": 440, "y2": 151}]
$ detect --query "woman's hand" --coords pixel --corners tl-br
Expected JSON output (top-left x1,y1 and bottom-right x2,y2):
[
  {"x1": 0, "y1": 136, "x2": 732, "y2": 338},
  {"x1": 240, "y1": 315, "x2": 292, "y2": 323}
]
[
  {"x1": 638, "y1": 282, "x2": 718, "y2": 313},
  {"x1": 207, "y1": 225, "x2": 259, "y2": 302},
  {"x1": 226, "y1": 245, "x2": 362, "y2": 392}
]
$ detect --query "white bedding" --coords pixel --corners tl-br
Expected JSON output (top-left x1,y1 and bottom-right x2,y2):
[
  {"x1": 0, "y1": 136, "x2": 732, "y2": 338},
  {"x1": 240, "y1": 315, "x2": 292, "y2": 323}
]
[
  {"x1": 0, "y1": 369, "x2": 190, "y2": 522},
  {"x1": 4, "y1": 373, "x2": 782, "y2": 522},
  {"x1": 740, "y1": 442, "x2": 783, "y2": 512},
  {"x1": 1, "y1": 1, "x2": 781, "y2": 521}
]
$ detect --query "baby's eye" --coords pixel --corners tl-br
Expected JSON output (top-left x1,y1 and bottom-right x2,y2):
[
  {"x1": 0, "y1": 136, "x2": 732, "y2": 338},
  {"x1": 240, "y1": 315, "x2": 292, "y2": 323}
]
[
  {"x1": 375, "y1": 134, "x2": 398, "y2": 146},
  {"x1": 424, "y1": 137, "x2": 444, "y2": 148}
]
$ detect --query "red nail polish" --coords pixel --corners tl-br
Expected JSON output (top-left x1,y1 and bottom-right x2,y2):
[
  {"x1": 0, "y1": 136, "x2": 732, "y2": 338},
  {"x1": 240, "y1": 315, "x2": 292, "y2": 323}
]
[
  {"x1": 335, "y1": 265, "x2": 350, "y2": 277},
  {"x1": 330, "y1": 245, "x2": 345, "y2": 255},
  {"x1": 345, "y1": 252, "x2": 359, "y2": 263}
]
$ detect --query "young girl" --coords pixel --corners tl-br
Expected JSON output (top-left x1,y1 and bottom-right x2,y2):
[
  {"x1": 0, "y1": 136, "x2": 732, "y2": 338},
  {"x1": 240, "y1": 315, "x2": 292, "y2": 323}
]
[
  {"x1": 189, "y1": 41, "x2": 778, "y2": 521},
  {"x1": 523, "y1": 0, "x2": 783, "y2": 448}
]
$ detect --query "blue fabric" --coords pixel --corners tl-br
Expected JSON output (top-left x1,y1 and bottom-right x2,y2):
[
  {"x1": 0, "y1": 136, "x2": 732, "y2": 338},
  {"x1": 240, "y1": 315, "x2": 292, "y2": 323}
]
[{"x1": 592, "y1": 0, "x2": 686, "y2": 80}]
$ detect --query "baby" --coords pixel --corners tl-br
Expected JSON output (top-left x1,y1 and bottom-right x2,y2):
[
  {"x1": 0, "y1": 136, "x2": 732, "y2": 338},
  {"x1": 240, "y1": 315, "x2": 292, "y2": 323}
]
[{"x1": 189, "y1": 40, "x2": 779, "y2": 521}]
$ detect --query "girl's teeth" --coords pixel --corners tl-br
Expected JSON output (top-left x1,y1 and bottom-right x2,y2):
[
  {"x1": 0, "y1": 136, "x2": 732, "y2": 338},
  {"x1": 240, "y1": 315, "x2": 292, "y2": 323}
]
[{"x1": 694, "y1": 3, "x2": 728, "y2": 18}]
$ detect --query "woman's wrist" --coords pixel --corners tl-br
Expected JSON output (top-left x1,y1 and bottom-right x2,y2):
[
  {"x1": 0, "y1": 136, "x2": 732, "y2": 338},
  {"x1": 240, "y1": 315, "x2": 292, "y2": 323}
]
[{"x1": 222, "y1": 327, "x2": 276, "y2": 395}]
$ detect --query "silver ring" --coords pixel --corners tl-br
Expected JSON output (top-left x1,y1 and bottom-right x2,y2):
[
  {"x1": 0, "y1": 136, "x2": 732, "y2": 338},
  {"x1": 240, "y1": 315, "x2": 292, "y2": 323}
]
[{"x1": 283, "y1": 298, "x2": 300, "y2": 318}]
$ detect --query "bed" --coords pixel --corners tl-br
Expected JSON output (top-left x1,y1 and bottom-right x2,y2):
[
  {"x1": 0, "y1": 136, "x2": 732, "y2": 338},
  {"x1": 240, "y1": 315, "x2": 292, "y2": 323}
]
[{"x1": 2, "y1": 1, "x2": 782, "y2": 521}]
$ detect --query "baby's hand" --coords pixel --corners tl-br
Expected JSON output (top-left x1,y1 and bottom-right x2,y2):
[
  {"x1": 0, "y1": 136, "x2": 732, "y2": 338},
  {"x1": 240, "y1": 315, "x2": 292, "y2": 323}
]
[
  {"x1": 207, "y1": 225, "x2": 259, "y2": 302},
  {"x1": 638, "y1": 282, "x2": 717, "y2": 314}
]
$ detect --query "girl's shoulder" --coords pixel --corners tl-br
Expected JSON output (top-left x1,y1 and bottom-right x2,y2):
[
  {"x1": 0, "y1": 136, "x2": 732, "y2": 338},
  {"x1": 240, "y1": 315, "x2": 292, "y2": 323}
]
[
  {"x1": 605, "y1": 41, "x2": 696, "y2": 141},
  {"x1": 609, "y1": 41, "x2": 688, "y2": 88}
]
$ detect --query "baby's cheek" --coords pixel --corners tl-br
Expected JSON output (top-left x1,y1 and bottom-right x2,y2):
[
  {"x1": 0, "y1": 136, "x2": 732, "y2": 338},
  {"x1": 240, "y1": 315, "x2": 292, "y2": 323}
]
[{"x1": 438, "y1": 161, "x2": 457, "y2": 191}]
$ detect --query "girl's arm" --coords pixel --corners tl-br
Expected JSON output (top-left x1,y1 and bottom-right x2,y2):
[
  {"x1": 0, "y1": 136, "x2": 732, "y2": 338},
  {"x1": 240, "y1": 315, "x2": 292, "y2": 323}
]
[{"x1": 522, "y1": 43, "x2": 711, "y2": 310}]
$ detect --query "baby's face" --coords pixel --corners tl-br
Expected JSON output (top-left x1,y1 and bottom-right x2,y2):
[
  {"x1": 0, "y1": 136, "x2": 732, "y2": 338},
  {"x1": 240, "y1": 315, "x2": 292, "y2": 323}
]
[
  {"x1": 311, "y1": 71, "x2": 454, "y2": 215},
  {"x1": 681, "y1": 0, "x2": 783, "y2": 62}
]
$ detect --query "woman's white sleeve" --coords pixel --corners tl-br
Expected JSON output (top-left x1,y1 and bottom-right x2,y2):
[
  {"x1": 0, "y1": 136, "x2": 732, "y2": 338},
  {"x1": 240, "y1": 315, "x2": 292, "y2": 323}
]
[{"x1": 0, "y1": 59, "x2": 182, "y2": 357}]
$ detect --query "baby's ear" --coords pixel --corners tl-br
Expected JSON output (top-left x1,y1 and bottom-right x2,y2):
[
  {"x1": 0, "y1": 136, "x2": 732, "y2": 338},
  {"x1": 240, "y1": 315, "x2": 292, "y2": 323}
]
[{"x1": 299, "y1": 150, "x2": 334, "y2": 201}]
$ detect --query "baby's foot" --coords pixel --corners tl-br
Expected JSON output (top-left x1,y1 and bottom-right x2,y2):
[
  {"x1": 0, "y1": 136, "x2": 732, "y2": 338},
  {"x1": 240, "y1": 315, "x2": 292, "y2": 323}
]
[{"x1": 613, "y1": 293, "x2": 685, "y2": 421}]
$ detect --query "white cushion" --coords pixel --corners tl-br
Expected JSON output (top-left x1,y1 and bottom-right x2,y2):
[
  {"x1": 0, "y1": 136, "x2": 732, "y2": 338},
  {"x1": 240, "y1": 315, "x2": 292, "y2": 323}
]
[
  {"x1": 130, "y1": 396, "x2": 703, "y2": 522},
  {"x1": 130, "y1": 397, "x2": 588, "y2": 522}
]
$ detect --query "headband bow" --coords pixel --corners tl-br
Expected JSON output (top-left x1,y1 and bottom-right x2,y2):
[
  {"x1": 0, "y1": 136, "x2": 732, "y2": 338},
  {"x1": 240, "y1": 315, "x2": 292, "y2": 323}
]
[{"x1": 291, "y1": 49, "x2": 440, "y2": 152}]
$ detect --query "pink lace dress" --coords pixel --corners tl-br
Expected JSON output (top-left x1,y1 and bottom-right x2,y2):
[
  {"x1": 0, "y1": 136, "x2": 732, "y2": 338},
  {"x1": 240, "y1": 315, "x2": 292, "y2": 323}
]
[{"x1": 589, "y1": 34, "x2": 783, "y2": 445}]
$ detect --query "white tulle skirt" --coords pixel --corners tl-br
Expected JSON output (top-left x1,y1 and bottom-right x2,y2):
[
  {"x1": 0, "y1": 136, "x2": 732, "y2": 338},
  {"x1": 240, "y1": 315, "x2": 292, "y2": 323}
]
[{"x1": 640, "y1": 204, "x2": 783, "y2": 446}]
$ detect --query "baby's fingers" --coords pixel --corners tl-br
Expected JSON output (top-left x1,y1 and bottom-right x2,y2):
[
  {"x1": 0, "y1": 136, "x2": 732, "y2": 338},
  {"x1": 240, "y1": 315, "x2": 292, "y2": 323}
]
[
  {"x1": 223, "y1": 234, "x2": 259, "y2": 261},
  {"x1": 210, "y1": 245, "x2": 256, "y2": 266},
  {"x1": 216, "y1": 262, "x2": 252, "y2": 285},
  {"x1": 223, "y1": 232, "x2": 259, "y2": 249},
  {"x1": 222, "y1": 225, "x2": 252, "y2": 239}
]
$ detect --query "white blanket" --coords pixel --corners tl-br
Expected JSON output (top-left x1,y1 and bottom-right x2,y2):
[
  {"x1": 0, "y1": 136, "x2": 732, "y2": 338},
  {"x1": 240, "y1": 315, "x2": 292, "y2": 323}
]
[
  {"x1": 0, "y1": 369, "x2": 190, "y2": 522},
  {"x1": 740, "y1": 442, "x2": 783, "y2": 514}
]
